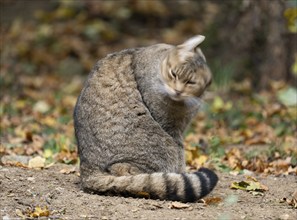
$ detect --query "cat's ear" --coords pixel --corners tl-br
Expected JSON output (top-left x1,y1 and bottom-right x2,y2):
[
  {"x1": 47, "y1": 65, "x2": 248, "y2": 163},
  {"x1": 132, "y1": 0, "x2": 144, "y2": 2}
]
[
  {"x1": 195, "y1": 47, "x2": 206, "y2": 62},
  {"x1": 177, "y1": 35, "x2": 205, "y2": 52}
]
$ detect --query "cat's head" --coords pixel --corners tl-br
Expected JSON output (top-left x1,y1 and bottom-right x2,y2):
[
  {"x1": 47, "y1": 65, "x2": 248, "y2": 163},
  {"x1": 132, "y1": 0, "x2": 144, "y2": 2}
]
[{"x1": 161, "y1": 35, "x2": 212, "y2": 101}]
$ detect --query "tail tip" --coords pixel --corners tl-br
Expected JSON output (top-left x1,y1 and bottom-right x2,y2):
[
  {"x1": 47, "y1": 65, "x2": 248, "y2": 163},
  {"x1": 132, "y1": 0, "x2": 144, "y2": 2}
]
[{"x1": 197, "y1": 167, "x2": 219, "y2": 190}]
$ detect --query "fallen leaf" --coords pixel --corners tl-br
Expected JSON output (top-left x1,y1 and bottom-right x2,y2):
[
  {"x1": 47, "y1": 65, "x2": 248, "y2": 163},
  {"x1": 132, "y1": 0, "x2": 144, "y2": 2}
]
[
  {"x1": 135, "y1": 191, "x2": 150, "y2": 199},
  {"x1": 59, "y1": 167, "x2": 76, "y2": 174},
  {"x1": 200, "y1": 196, "x2": 222, "y2": 205},
  {"x1": 45, "y1": 162, "x2": 55, "y2": 169},
  {"x1": 1, "y1": 155, "x2": 31, "y2": 167},
  {"x1": 246, "y1": 181, "x2": 262, "y2": 191},
  {"x1": 293, "y1": 189, "x2": 297, "y2": 200},
  {"x1": 211, "y1": 96, "x2": 233, "y2": 112},
  {"x1": 41, "y1": 116, "x2": 57, "y2": 127},
  {"x1": 230, "y1": 176, "x2": 268, "y2": 192},
  {"x1": 11, "y1": 162, "x2": 28, "y2": 168},
  {"x1": 277, "y1": 87, "x2": 297, "y2": 107},
  {"x1": 55, "y1": 150, "x2": 78, "y2": 164},
  {"x1": 28, "y1": 156, "x2": 46, "y2": 169},
  {"x1": 229, "y1": 170, "x2": 240, "y2": 176},
  {"x1": 80, "y1": 215, "x2": 97, "y2": 218},
  {"x1": 245, "y1": 175, "x2": 258, "y2": 182},
  {"x1": 193, "y1": 155, "x2": 208, "y2": 167},
  {"x1": 281, "y1": 189, "x2": 297, "y2": 209},
  {"x1": 33, "y1": 100, "x2": 50, "y2": 113},
  {"x1": 230, "y1": 181, "x2": 250, "y2": 191},
  {"x1": 251, "y1": 191, "x2": 264, "y2": 196},
  {"x1": 26, "y1": 206, "x2": 50, "y2": 218},
  {"x1": 169, "y1": 201, "x2": 191, "y2": 209},
  {"x1": 15, "y1": 209, "x2": 26, "y2": 218},
  {"x1": 287, "y1": 166, "x2": 297, "y2": 175}
]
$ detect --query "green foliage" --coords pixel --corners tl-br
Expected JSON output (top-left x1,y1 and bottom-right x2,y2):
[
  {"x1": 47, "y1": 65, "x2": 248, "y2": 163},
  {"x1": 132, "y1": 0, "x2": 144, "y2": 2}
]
[
  {"x1": 209, "y1": 137, "x2": 225, "y2": 158},
  {"x1": 206, "y1": 97, "x2": 245, "y2": 130},
  {"x1": 284, "y1": 7, "x2": 297, "y2": 33},
  {"x1": 292, "y1": 57, "x2": 297, "y2": 76},
  {"x1": 210, "y1": 60, "x2": 236, "y2": 90},
  {"x1": 277, "y1": 87, "x2": 297, "y2": 107}
]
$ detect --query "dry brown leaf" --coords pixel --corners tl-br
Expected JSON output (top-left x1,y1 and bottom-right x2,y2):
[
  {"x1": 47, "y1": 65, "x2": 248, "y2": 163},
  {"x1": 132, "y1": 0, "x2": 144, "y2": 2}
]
[
  {"x1": 55, "y1": 150, "x2": 78, "y2": 164},
  {"x1": 45, "y1": 162, "x2": 55, "y2": 169},
  {"x1": 246, "y1": 175, "x2": 258, "y2": 182},
  {"x1": 286, "y1": 166, "x2": 297, "y2": 175},
  {"x1": 12, "y1": 162, "x2": 28, "y2": 168},
  {"x1": 135, "y1": 191, "x2": 150, "y2": 199},
  {"x1": 284, "y1": 189, "x2": 297, "y2": 209},
  {"x1": 281, "y1": 197, "x2": 297, "y2": 209},
  {"x1": 192, "y1": 155, "x2": 208, "y2": 167},
  {"x1": 28, "y1": 156, "x2": 45, "y2": 169},
  {"x1": 15, "y1": 209, "x2": 26, "y2": 218},
  {"x1": 169, "y1": 201, "x2": 191, "y2": 209},
  {"x1": 59, "y1": 167, "x2": 76, "y2": 174},
  {"x1": 292, "y1": 189, "x2": 297, "y2": 200},
  {"x1": 200, "y1": 197, "x2": 222, "y2": 205},
  {"x1": 1, "y1": 155, "x2": 30, "y2": 168}
]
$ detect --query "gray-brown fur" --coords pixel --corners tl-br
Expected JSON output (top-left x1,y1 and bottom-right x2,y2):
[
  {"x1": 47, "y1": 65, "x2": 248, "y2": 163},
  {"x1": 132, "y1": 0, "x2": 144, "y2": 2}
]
[{"x1": 74, "y1": 36, "x2": 218, "y2": 202}]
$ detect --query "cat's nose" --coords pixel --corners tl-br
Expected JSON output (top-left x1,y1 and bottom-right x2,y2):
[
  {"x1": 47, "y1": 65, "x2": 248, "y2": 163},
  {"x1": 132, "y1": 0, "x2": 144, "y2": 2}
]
[{"x1": 175, "y1": 90, "x2": 182, "y2": 96}]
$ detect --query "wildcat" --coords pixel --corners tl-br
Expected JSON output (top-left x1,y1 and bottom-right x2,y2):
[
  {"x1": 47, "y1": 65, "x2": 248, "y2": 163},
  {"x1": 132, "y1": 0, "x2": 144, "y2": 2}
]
[{"x1": 74, "y1": 35, "x2": 218, "y2": 202}]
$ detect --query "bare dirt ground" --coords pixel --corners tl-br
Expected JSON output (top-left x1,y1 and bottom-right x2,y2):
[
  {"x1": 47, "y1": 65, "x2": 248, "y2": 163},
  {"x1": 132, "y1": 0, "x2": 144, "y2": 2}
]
[{"x1": 0, "y1": 164, "x2": 296, "y2": 220}]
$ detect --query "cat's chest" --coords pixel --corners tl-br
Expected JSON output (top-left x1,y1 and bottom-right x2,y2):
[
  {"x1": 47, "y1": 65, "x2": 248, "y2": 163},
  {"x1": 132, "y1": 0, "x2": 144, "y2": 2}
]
[
  {"x1": 133, "y1": 46, "x2": 198, "y2": 140},
  {"x1": 147, "y1": 95, "x2": 195, "y2": 133},
  {"x1": 139, "y1": 84, "x2": 196, "y2": 144}
]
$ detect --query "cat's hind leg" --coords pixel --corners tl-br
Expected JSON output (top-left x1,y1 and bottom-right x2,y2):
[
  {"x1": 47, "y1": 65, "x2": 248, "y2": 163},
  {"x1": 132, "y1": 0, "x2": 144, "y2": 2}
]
[{"x1": 107, "y1": 163, "x2": 143, "y2": 176}]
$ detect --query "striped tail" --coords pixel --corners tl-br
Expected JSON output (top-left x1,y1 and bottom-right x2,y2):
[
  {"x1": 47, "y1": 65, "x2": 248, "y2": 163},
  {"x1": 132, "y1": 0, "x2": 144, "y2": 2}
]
[{"x1": 82, "y1": 168, "x2": 218, "y2": 202}]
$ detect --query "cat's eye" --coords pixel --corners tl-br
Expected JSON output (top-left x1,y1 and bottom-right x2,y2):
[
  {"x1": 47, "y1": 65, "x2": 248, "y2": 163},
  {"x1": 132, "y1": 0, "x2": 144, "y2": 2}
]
[
  {"x1": 186, "y1": 80, "x2": 196, "y2": 85},
  {"x1": 170, "y1": 70, "x2": 177, "y2": 78}
]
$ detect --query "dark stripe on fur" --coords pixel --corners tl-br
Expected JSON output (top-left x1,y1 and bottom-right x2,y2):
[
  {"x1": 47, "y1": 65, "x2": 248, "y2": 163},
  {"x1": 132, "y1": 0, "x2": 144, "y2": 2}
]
[
  {"x1": 163, "y1": 173, "x2": 180, "y2": 201},
  {"x1": 194, "y1": 168, "x2": 218, "y2": 199},
  {"x1": 198, "y1": 168, "x2": 219, "y2": 191},
  {"x1": 181, "y1": 173, "x2": 196, "y2": 202},
  {"x1": 194, "y1": 171, "x2": 209, "y2": 199},
  {"x1": 146, "y1": 174, "x2": 161, "y2": 200}
]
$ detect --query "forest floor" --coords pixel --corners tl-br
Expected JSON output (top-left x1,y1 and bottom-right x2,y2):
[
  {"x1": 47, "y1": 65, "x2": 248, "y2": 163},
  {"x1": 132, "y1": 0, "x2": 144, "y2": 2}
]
[
  {"x1": 1, "y1": 1, "x2": 297, "y2": 219},
  {"x1": 1, "y1": 163, "x2": 296, "y2": 220}
]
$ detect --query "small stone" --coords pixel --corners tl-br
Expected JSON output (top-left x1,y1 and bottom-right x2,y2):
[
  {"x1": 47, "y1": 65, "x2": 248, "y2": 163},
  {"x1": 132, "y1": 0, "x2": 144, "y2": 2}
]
[
  {"x1": 3, "y1": 216, "x2": 10, "y2": 220},
  {"x1": 279, "y1": 214, "x2": 290, "y2": 220},
  {"x1": 27, "y1": 177, "x2": 35, "y2": 181}
]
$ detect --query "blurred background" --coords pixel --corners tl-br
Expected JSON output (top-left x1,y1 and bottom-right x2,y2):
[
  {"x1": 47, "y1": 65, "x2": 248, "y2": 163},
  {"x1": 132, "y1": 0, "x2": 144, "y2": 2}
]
[{"x1": 1, "y1": 0, "x2": 296, "y2": 174}]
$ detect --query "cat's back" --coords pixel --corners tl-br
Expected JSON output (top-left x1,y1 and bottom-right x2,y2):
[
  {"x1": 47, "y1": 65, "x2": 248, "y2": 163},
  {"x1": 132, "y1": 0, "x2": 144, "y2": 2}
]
[
  {"x1": 134, "y1": 43, "x2": 173, "y2": 64},
  {"x1": 75, "y1": 48, "x2": 138, "y2": 119},
  {"x1": 93, "y1": 43, "x2": 171, "y2": 72},
  {"x1": 90, "y1": 48, "x2": 139, "y2": 80},
  {"x1": 80, "y1": 43, "x2": 172, "y2": 100}
]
